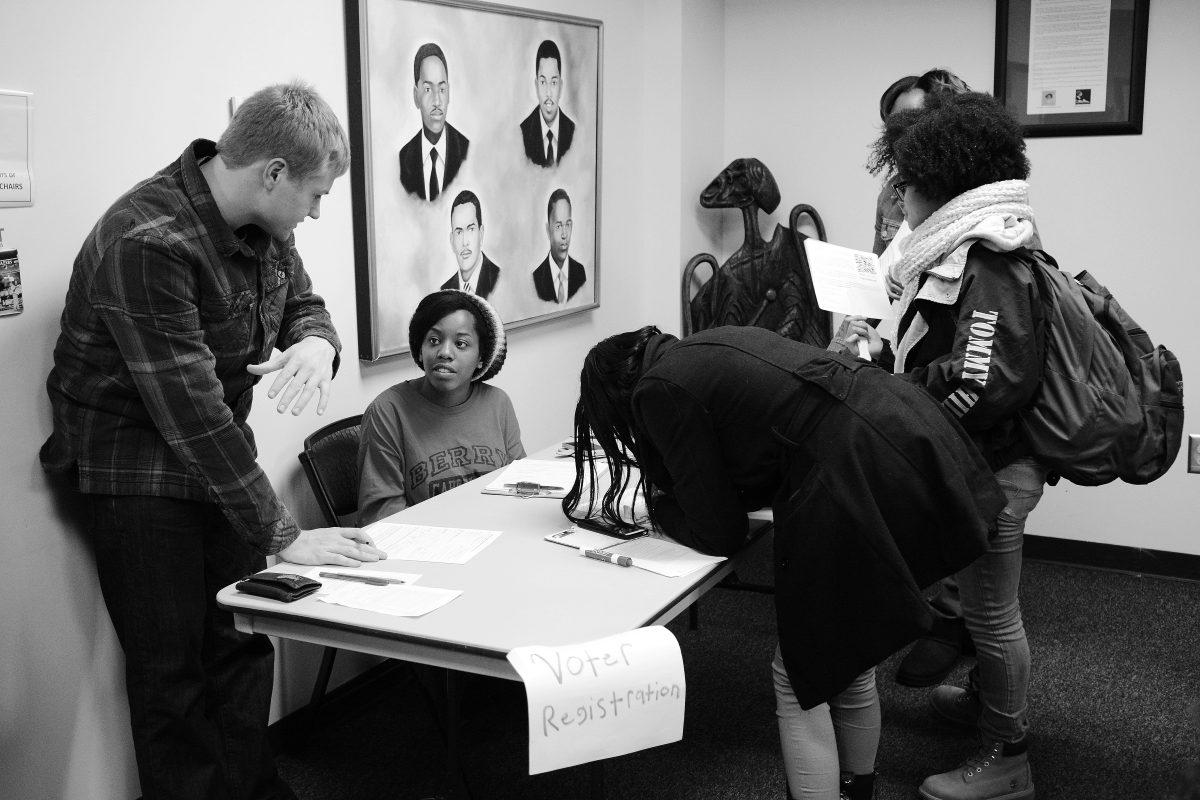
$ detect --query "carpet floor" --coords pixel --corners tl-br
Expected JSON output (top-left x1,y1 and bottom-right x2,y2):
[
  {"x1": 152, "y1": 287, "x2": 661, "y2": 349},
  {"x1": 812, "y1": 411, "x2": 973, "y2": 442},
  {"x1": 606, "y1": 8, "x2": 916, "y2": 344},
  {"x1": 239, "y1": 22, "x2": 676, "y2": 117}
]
[{"x1": 276, "y1": 551, "x2": 1200, "y2": 799}]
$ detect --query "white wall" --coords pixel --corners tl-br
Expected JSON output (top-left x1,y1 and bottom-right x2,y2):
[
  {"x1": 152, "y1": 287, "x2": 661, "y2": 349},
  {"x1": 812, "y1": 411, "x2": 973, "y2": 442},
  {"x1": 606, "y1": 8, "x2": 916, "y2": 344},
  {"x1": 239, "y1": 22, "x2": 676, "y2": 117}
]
[
  {"x1": 681, "y1": 0, "x2": 730, "y2": 296},
  {"x1": 0, "y1": 1, "x2": 720, "y2": 797},
  {"x1": 723, "y1": 0, "x2": 1200, "y2": 555}
]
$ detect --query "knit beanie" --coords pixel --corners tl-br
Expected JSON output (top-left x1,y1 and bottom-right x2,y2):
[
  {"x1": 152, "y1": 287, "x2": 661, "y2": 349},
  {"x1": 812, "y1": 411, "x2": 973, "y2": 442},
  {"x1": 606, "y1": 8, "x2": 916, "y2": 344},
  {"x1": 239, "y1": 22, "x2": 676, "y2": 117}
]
[{"x1": 409, "y1": 289, "x2": 508, "y2": 382}]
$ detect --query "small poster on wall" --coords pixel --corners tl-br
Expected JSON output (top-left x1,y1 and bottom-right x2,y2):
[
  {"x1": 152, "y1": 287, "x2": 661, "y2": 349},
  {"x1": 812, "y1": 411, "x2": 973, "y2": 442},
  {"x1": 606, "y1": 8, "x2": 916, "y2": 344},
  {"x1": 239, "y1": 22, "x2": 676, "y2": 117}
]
[
  {"x1": 0, "y1": 89, "x2": 33, "y2": 207},
  {"x1": 0, "y1": 234, "x2": 22, "y2": 317}
]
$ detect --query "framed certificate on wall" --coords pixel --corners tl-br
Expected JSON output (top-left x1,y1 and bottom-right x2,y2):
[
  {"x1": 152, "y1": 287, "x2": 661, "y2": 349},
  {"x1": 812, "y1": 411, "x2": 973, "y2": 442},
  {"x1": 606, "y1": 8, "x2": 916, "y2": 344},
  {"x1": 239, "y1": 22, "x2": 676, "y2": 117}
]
[{"x1": 994, "y1": 0, "x2": 1149, "y2": 137}]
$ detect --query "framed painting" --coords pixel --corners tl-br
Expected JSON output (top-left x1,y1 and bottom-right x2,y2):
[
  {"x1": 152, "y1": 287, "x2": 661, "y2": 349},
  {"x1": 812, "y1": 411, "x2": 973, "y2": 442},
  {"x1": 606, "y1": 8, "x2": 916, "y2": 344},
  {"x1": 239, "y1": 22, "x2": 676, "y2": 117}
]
[
  {"x1": 345, "y1": 0, "x2": 602, "y2": 360},
  {"x1": 994, "y1": 0, "x2": 1149, "y2": 137}
]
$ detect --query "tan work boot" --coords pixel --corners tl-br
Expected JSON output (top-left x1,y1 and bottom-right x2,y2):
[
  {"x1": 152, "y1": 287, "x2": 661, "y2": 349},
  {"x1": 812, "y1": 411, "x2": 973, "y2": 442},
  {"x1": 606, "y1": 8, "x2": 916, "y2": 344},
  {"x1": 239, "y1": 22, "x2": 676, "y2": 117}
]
[{"x1": 918, "y1": 739, "x2": 1034, "y2": 800}]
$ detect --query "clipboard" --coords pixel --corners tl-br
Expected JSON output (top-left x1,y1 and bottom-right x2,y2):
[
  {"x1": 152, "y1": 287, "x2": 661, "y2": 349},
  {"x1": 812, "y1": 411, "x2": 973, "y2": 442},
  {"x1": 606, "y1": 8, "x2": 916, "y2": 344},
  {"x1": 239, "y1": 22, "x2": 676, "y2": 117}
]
[
  {"x1": 482, "y1": 458, "x2": 580, "y2": 500},
  {"x1": 483, "y1": 480, "x2": 568, "y2": 499}
]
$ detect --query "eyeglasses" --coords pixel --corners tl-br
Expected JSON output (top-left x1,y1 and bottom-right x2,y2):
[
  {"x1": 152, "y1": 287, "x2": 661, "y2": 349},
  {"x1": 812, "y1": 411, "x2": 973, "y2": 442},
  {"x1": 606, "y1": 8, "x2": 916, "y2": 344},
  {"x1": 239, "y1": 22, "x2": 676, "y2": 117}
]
[{"x1": 892, "y1": 179, "x2": 909, "y2": 207}]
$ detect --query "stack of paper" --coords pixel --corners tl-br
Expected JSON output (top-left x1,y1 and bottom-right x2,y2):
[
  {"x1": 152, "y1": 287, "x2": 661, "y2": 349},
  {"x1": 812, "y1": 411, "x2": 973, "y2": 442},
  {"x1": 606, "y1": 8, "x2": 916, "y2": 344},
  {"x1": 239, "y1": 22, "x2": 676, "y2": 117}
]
[
  {"x1": 301, "y1": 567, "x2": 461, "y2": 618},
  {"x1": 545, "y1": 527, "x2": 725, "y2": 579},
  {"x1": 366, "y1": 522, "x2": 501, "y2": 563},
  {"x1": 599, "y1": 536, "x2": 726, "y2": 578}
]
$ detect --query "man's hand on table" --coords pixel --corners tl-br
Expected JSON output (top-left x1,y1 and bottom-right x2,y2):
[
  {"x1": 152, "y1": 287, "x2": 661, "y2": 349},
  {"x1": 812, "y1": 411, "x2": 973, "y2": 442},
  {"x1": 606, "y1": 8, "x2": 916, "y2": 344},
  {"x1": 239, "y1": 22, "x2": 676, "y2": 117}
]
[{"x1": 279, "y1": 527, "x2": 387, "y2": 566}]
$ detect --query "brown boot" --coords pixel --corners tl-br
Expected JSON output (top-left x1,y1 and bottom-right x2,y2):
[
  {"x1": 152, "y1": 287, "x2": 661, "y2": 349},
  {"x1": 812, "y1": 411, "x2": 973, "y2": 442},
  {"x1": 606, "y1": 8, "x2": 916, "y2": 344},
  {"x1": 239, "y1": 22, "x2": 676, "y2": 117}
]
[{"x1": 918, "y1": 739, "x2": 1034, "y2": 800}]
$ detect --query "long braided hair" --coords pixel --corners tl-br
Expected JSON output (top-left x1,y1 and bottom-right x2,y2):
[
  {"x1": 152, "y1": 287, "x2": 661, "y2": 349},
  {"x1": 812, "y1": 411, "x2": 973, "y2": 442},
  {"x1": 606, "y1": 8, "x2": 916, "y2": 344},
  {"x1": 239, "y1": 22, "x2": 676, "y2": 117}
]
[{"x1": 562, "y1": 326, "x2": 662, "y2": 535}]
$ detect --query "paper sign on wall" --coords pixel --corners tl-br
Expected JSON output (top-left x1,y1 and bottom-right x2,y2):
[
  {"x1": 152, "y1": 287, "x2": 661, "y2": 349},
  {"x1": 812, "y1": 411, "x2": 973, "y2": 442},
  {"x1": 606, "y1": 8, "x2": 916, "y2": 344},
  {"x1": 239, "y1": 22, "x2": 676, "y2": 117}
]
[
  {"x1": 506, "y1": 626, "x2": 686, "y2": 775},
  {"x1": 0, "y1": 90, "x2": 33, "y2": 207}
]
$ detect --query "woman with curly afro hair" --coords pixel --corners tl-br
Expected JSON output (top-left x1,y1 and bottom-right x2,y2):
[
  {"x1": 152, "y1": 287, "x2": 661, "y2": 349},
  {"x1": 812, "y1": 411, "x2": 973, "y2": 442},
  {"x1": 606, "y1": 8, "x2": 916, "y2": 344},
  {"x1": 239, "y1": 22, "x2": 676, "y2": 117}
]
[
  {"x1": 870, "y1": 68, "x2": 972, "y2": 259},
  {"x1": 848, "y1": 91, "x2": 1049, "y2": 800},
  {"x1": 868, "y1": 69, "x2": 982, "y2": 698}
]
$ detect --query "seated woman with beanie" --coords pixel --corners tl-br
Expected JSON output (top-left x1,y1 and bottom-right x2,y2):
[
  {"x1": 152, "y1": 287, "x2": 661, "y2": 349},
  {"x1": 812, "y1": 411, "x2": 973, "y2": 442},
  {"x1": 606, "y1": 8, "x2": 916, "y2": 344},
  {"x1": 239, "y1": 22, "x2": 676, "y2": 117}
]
[{"x1": 358, "y1": 290, "x2": 525, "y2": 525}]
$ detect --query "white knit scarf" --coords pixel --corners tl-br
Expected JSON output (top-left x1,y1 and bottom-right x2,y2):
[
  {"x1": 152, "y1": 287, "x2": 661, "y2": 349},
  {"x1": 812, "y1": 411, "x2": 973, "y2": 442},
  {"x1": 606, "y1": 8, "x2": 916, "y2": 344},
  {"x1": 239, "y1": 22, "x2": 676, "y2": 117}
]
[{"x1": 891, "y1": 180, "x2": 1036, "y2": 370}]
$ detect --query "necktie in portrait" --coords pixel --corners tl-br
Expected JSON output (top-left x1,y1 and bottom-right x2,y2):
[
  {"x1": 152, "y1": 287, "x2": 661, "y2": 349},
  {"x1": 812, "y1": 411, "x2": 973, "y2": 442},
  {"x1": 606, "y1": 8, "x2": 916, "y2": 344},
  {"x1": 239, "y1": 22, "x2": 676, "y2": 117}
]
[{"x1": 429, "y1": 149, "x2": 440, "y2": 200}]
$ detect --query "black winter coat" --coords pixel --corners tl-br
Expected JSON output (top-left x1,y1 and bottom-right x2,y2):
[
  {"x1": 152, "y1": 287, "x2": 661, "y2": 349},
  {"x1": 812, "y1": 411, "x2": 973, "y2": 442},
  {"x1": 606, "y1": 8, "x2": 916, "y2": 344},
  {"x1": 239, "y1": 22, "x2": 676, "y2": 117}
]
[
  {"x1": 888, "y1": 243, "x2": 1046, "y2": 470},
  {"x1": 632, "y1": 327, "x2": 1005, "y2": 708}
]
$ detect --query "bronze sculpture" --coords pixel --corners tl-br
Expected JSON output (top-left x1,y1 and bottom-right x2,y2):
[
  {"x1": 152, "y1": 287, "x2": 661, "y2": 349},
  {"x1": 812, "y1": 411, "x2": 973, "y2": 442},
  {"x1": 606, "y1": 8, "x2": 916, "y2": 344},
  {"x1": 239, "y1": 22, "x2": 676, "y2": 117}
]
[{"x1": 682, "y1": 158, "x2": 829, "y2": 346}]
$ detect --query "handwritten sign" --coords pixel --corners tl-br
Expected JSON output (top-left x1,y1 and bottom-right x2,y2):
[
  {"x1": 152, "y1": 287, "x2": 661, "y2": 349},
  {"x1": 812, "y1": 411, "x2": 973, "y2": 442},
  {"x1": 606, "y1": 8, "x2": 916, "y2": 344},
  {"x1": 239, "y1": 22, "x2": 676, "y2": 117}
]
[{"x1": 506, "y1": 626, "x2": 685, "y2": 774}]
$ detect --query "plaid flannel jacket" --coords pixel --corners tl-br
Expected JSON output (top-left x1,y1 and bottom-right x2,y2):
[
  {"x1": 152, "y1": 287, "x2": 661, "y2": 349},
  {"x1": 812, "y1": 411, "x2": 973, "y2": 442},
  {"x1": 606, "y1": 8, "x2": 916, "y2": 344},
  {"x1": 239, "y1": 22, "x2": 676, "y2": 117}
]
[{"x1": 41, "y1": 140, "x2": 341, "y2": 554}]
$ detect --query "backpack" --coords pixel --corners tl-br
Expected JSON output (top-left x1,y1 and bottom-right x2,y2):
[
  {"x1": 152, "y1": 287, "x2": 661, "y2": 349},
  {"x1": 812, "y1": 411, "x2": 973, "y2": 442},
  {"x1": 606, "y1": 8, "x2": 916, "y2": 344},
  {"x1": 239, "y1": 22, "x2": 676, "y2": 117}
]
[{"x1": 1017, "y1": 250, "x2": 1184, "y2": 486}]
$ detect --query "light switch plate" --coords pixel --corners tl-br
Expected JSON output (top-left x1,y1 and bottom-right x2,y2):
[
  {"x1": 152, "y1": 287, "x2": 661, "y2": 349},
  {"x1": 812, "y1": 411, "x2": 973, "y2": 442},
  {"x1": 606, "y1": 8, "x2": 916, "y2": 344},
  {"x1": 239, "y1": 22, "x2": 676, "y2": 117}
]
[{"x1": 1189, "y1": 434, "x2": 1200, "y2": 474}]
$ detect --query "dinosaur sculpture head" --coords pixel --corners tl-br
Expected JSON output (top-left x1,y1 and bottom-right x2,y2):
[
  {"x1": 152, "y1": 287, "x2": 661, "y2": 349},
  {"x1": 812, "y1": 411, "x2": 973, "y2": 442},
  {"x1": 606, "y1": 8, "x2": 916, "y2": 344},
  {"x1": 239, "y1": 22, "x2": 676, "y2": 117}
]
[{"x1": 699, "y1": 158, "x2": 780, "y2": 214}]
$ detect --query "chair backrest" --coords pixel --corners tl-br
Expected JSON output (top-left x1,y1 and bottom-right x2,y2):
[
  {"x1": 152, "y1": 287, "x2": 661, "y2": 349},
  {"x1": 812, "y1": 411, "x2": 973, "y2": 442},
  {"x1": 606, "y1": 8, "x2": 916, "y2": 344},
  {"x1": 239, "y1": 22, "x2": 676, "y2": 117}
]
[{"x1": 298, "y1": 414, "x2": 364, "y2": 527}]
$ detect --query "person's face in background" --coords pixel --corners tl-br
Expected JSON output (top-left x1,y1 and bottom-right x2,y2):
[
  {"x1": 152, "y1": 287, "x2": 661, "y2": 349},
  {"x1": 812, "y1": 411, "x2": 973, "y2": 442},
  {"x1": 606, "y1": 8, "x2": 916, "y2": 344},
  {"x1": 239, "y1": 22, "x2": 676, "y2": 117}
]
[
  {"x1": 414, "y1": 55, "x2": 449, "y2": 138},
  {"x1": 536, "y1": 56, "x2": 562, "y2": 125},
  {"x1": 547, "y1": 197, "x2": 572, "y2": 264},
  {"x1": 889, "y1": 88, "x2": 930, "y2": 227},
  {"x1": 450, "y1": 201, "x2": 483, "y2": 277},
  {"x1": 419, "y1": 309, "x2": 480, "y2": 406}
]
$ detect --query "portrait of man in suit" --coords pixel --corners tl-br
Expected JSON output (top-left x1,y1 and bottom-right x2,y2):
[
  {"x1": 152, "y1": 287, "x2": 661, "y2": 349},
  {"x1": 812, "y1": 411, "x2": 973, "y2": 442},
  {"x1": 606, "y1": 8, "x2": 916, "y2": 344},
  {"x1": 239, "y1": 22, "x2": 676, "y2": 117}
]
[
  {"x1": 520, "y1": 39, "x2": 575, "y2": 167},
  {"x1": 532, "y1": 188, "x2": 586, "y2": 304},
  {"x1": 400, "y1": 42, "x2": 470, "y2": 201},
  {"x1": 443, "y1": 191, "x2": 500, "y2": 299}
]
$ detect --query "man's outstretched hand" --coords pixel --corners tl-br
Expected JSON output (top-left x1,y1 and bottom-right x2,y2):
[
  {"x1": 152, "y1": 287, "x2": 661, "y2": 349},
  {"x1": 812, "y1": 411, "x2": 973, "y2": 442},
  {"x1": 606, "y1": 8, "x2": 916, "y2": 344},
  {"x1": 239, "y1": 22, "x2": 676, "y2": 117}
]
[{"x1": 248, "y1": 336, "x2": 336, "y2": 416}]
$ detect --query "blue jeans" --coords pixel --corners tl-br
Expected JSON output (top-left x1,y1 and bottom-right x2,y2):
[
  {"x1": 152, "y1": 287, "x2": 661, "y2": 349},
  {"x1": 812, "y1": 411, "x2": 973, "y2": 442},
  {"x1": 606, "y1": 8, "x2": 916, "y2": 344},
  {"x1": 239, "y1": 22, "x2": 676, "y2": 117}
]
[
  {"x1": 773, "y1": 647, "x2": 879, "y2": 798},
  {"x1": 89, "y1": 495, "x2": 294, "y2": 800},
  {"x1": 957, "y1": 457, "x2": 1047, "y2": 744}
]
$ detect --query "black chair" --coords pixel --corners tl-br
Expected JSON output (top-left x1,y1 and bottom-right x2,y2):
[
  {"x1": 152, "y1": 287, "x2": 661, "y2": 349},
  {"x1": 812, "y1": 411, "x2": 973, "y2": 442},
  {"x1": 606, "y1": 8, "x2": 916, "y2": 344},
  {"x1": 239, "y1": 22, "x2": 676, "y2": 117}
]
[
  {"x1": 298, "y1": 415, "x2": 475, "y2": 797},
  {"x1": 297, "y1": 414, "x2": 364, "y2": 711}
]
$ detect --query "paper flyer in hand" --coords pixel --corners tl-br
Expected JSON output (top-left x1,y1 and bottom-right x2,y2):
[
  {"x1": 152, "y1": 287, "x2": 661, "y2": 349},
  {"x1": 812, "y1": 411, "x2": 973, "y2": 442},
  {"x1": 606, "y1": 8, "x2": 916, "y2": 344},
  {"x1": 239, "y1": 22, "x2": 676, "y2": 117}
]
[{"x1": 803, "y1": 238, "x2": 894, "y2": 320}]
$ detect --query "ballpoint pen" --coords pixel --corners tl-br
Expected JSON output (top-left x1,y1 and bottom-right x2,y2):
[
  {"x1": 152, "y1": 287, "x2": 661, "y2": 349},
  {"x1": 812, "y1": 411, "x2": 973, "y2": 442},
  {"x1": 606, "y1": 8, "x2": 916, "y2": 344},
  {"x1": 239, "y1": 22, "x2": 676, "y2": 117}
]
[
  {"x1": 582, "y1": 549, "x2": 633, "y2": 568},
  {"x1": 318, "y1": 572, "x2": 406, "y2": 586},
  {"x1": 504, "y1": 481, "x2": 564, "y2": 493}
]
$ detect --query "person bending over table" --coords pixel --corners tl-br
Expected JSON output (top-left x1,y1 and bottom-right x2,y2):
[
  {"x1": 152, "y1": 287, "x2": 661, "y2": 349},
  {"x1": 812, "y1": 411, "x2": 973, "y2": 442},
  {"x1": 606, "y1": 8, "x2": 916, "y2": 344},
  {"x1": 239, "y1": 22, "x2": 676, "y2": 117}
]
[
  {"x1": 562, "y1": 325, "x2": 1006, "y2": 800},
  {"x1": 358, "y1": 290, "x2": 525, "y2": 526}
]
